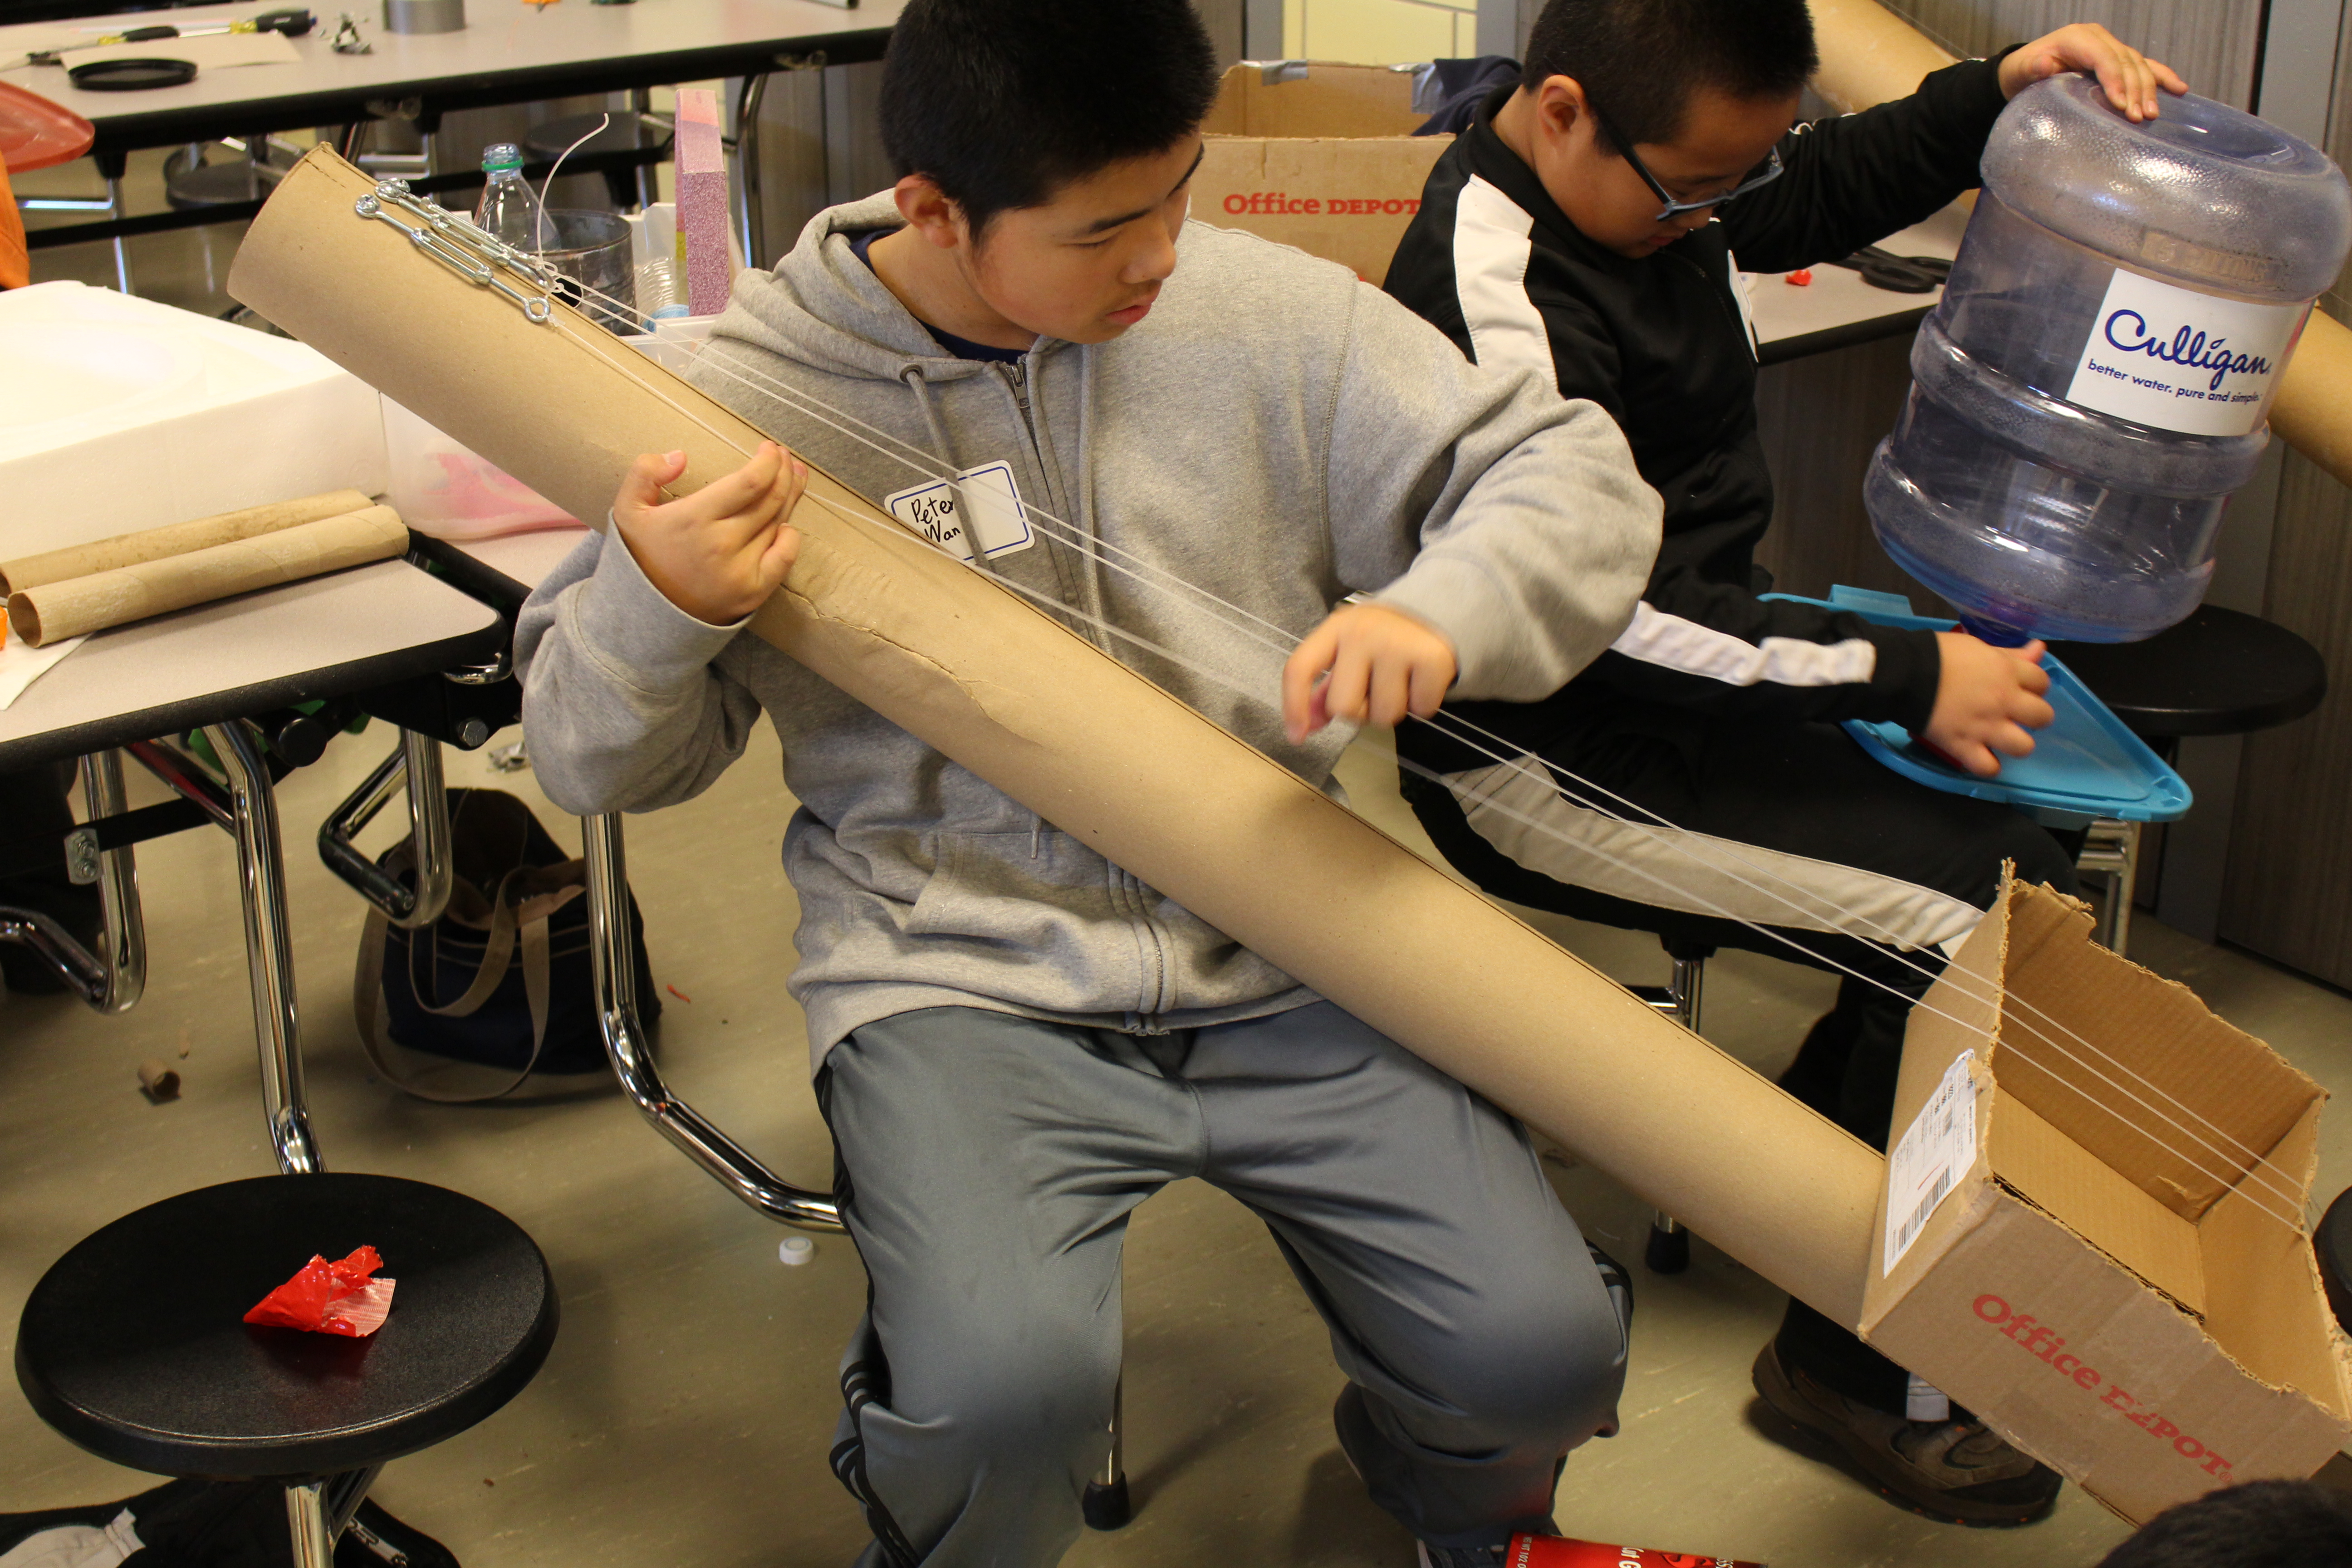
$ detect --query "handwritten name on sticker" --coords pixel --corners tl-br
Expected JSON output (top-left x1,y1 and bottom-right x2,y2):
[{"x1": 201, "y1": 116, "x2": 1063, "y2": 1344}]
[
  {"x1": 1973, "y1": 1293, "x2": 2234, "y2": 1479},
  {"x1": 883, "y1": 461, "x2": 1035, "y2": 567}
]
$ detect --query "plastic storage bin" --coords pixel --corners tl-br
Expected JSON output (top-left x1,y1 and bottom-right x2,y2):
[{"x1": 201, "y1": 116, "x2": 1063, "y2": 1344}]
[{"x1": 1865, "y1": 75, "x2": 2352, "y2": 644}]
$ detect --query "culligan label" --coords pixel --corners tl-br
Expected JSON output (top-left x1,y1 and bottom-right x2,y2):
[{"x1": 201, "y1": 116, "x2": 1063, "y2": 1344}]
[{"x1": 2064, "y1": 268, "x2": 2305, "y2": 436}]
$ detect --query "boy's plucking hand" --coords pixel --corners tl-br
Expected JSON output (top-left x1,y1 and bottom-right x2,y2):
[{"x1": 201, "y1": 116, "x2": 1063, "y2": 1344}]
[
  {"x1": 1283, "y1": 603, "x2": 1457, "y2": 745},
  {"x1": 1999, "y1": 23, "x2": 2187, "y2": 122},
  {"x1": 1925, "y1": 631, "x2": 2055, "y2": 778},
  {"x1": 613, "y1": 442, "x2": 809, "y2": 627}
]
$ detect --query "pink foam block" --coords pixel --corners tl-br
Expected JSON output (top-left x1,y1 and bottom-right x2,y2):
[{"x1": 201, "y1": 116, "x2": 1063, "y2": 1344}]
[{"x1": 676, "y1": 88, "x2": 731, "y2": 316}]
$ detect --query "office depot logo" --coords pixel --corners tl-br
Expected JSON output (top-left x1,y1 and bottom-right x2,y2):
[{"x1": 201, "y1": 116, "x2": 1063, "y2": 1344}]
[
  {"x1": 1220, "y1": 191, "x2": 1423, "y2": 217},
  {"x1": 1974, "y1": 1293, "x2": 2234, "y2": 1478}
]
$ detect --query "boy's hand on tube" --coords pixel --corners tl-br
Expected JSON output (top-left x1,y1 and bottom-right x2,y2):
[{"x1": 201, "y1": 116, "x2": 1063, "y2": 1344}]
[
  {"x1": 2000, "y1": 23, "x2": 2187, "y2": 121},
  {"x1": 1282, "y1": 602, "x2": 1456, "y2": 744},
  {"x1": 613, "y1": 441, "x2": 808, "y2": 626},
  {"x1": 1925, "y1": 631, "x2": 2056, "y2": 778}
]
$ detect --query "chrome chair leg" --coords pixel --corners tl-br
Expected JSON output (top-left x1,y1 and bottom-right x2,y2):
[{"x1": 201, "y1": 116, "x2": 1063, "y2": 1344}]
[
  {"x1": 318, "y1": 730, "x2": 451, "y2": 928},
  {"x1": 1081, "y1": 1374, "x2": 1132, "y2": 1530},
  {"x1": 0, "y1": 751, "x2": 147, "y2": 1012},
  {"x1": 208, "y1": 721, "x2": 322, "y2": 1176},
  {"x1": 582, "y1": 813, "x2": 838, "y2": 1230},
  {"x1": 2078, "y1": 818, "x2": 2141, "y2": 958},
  {"x1": 1634, "y1": 948, "x2": 1707, "y2": 1274},
  {"x1": 285, "y1": 1480, "x2": 334, "y2": 1568}
]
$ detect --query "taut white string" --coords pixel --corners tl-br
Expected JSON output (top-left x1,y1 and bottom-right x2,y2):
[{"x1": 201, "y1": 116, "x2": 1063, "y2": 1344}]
[{"x1": 534, "y1": 292, "x2": 2314, "y2": 1230}]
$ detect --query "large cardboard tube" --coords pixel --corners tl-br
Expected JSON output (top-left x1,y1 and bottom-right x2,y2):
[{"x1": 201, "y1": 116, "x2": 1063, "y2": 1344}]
[
  {"x1": 6, "y1": 505, "x2": 408, "y2": 646},
  {"x1": 0, "y1": 488, "x2": 376, "y2": 598},
  {"x1": 230, "y1": 149, "x2": 1886, "y2": 1326},
  {"x1": 1809, "y1": 0, "x2": 1956, "y2": 112},
  {"x1": 1808, "y1": 0, "x2": 2352, "y2": 490}
]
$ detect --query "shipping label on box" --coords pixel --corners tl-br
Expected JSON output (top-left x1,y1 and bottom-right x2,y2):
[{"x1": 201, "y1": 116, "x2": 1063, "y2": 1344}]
[
  {"x1": 1861, "y1": 880, "x2": 2352, "y2": 1524},
  {"x1": 1190, "y1": 62, "x2": 1451, "y2": 286}
]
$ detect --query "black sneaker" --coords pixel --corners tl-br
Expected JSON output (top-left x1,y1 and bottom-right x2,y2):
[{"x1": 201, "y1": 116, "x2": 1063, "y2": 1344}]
[{"x1": 1750, "y1": 1340, "x2": 2061, "y2": 1525}]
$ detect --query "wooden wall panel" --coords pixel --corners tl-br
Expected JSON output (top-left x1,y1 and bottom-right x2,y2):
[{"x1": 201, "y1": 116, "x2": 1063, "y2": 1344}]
[
  {"x1": 2220, "y1": 450, "x2": 2352, "y2": 980},
  {"x1": 1753, "y1": 336, "x2": 1939, "y2": 605},
  {"x1": 2217, "y1": 5, "x2": 2352, "y2": 986},
  {"x1": 1877, "y1": 0, "x2": 2265, "y2": 107}
]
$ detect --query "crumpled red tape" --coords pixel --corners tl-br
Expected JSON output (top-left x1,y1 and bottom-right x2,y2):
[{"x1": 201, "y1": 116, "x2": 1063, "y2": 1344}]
[{"x1": 243, "y1": 1245, "x2": 397, "y2": 1337}]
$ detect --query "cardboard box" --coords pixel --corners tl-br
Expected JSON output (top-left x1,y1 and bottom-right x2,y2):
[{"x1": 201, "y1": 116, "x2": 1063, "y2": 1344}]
[
  {"x1": 1193, "y1": 62, "x2": 1451, "y2": 285},
  {"x1": 1863, "y1": 879, "x2": 2352, "y2": 1523}
]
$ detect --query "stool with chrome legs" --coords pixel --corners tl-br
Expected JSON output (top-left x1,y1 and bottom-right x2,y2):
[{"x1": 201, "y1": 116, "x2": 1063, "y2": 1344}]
[{"x1": 15, "y1": 1173, "x2": 556, "y2": 1567}]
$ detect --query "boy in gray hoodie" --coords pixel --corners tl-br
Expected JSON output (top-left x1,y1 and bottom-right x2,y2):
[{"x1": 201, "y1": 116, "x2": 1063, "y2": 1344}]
[{"x1": 516, "y1": 2, "x2": 1662, "y2": 1564}]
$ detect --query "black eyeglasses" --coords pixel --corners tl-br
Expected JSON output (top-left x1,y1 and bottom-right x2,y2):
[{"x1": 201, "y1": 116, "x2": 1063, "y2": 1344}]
[{"x1": 1593, "y1": 107, "x2": 1785, "y2": 223}]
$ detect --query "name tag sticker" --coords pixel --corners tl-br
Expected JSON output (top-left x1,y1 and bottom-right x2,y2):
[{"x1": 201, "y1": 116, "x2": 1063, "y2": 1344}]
[
  {"x1": 883, "y1": 461, "x2": 1036, "y2": 564},
  {"x1": 2063, "y1": 268, "x2": 2305, "y2": 437}
]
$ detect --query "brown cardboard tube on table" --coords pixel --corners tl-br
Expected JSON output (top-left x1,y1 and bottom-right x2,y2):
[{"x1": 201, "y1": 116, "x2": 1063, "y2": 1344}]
[
  {"x1": 1808, "y1": 0, "x2": 2352, "y2": 491},
  {"x1": 6, "y1": 505, "x2": 409, "y2": 647},
  {"x1": 0, "y1": 488, "x2": 376, "y2": 598},
  {"x1": 228, "y1": 147, "x2": 1885, "y2": 1331}
]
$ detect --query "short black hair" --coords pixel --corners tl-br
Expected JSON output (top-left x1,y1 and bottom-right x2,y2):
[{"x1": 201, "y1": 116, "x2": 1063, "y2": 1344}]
[
  {"x1": 2095, "y1": 1481, "x2": 2352, "y2": 1568},
  {"x1": 1522, "y1": 0, "x2": 1817, "y2": 153},
  {"x1": 880, "y1": 0, "x2": 1220, "y2": 237}
]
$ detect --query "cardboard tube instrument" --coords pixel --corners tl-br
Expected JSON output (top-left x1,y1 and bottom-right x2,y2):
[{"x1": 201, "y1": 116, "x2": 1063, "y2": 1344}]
[
  {"x1": 227, "y1": 147, "x2": 1886, "y2": 1328},
  {"x1": 1808, "y1": 0, "x2": 2352, "y2": 492},
  {"x1": 5, "y1": 505, "x2": 409, "y2": 647},
  {"x1": 0, "y1": 488, "x2": 376, "y2": 598}
]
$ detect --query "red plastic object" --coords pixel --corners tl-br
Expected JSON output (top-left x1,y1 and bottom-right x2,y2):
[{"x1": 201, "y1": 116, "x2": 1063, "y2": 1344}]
[
  {"x1": 1508, "y1": 1537, "x2": 1763, "y2": 1567},
  {"x1": 244, "y1": 1245, "x2": 398, "y2": 1338},
  {"x1": 1784, "y1": 268, "x2": 1813, "y2": 286},
  {"x1": 0, "y1": 82, "x2": 96, "y2": 173}
]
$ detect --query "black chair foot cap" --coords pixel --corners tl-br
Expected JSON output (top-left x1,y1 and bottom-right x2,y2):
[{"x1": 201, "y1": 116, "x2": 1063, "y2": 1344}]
[
  {"x1": 1082, "y1": 1476, "x2": 1132, "y2": 1531},
  {"x1": 1645, "y1": 1223, "x2": 1690, "y2": 1275}
]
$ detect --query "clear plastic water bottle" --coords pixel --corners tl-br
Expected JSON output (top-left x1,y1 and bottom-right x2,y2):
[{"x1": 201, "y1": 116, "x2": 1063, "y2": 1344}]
[
  {"x1": 472, "y1": 143, "x2": 544, "y2": 250},
  {"x1": 1864, "y1": 76, "x2": 2352, "y2": 643}
]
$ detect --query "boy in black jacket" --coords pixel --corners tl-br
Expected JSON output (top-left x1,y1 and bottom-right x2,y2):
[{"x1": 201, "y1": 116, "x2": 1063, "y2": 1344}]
[{"x1": 1383, "y1": 0, "x2": 2184, "y2": 1529}]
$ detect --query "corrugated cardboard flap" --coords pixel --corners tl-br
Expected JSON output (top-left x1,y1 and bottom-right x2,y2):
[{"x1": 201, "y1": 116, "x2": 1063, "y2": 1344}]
[{"x1": 1200, "y1": 61, "x2": 1427, "y2": 137}]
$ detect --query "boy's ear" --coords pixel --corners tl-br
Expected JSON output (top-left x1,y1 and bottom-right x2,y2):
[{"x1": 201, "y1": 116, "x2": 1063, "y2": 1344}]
[
  {"x1": 1530, "y1": 73, "x2": 1594, "y2": 142},
  {"x1": 893, "y1": 174, "x2": 970, "y2": 250}
]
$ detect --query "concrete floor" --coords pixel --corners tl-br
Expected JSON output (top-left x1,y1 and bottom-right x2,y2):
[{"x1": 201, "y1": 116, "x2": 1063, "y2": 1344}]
[
  {"x1": 10, "y1": 149, "x2": 2352, "y2": 1568},
  {"x1": 5, "y1": 719, "x2": 2350, "y2": 1567}
]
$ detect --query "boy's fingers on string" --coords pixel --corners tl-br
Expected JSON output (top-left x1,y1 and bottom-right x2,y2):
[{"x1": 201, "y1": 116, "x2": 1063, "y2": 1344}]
[
  {"x1": 1324, "y1": 642, "x2": 1374, "y2": 727},
  {"x1": 617, "y1": 450, "x2": 687, "y2": 515},
  {"x1": 756, "y1": 524, "x2": 801, "y2": 593},
  {"x1": 1365, "y1": 654, "x2": 1413, "y2": 730},
  {"x1": 1280, "y1": 624, "x2": 1340, "y2": 740}
]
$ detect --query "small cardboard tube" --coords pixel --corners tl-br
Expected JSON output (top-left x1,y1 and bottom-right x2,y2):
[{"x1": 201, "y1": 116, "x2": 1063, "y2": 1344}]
[
  {"x1": 6, "y1": 505, "x2": 409, "y2": 647},
  {"x1": 0, "y1": 488, "x2": 376, "y2": 598},
  {"x1": 137, "y1": 1060, "x2": 181, "y2": 1099}
]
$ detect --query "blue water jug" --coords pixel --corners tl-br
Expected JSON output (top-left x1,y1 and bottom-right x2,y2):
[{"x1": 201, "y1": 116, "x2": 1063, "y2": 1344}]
[{"x1": 1864, "y1": 75, "x2": 2352, "y2": 644}]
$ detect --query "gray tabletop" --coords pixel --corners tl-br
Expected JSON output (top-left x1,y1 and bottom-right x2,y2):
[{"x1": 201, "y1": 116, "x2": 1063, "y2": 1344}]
[
  {"x1": 0, "y1": 559, "x2": 505, "y2": 769},
  {"x1": 0, "y1": 0, "x2": 905, "y2": 152}
]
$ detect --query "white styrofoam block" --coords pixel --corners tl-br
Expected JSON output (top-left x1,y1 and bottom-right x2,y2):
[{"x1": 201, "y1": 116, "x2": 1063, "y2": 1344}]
[{"x1": 0, "y1": 282, "x2": 389, "y2": 557}]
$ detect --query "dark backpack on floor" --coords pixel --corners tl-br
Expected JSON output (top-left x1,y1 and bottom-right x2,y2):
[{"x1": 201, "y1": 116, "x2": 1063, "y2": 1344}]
[{"x1": 355, "y1": 788, "x2": 658, "y2": 1102}]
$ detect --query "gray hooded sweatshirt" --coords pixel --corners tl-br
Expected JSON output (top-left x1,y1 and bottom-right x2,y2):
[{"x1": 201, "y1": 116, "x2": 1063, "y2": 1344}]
[{"x1": 516, "y1": 194, "x2": 1661, "y2": 1070}]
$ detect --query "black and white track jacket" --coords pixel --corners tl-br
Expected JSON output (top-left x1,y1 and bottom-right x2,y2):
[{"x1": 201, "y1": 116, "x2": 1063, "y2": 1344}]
[{"x1": 1384, "y1": 54, "x2": 2016, "y2": 769}]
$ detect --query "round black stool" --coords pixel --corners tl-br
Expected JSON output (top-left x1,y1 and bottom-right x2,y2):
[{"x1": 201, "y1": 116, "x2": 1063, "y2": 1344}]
[
  {"x1": 2050, "y1": 605, "x2": 2328, "y2": 956},
  {"x1": 17, "y1": 1174, "x2": 556, "y2": 1567},
  {"x1": 520, "y1": 112, "x2": 672, "y2": 211},
  {"x1": 2318, "y1": 1187, "x2": 2352, "y2": 1333},
  {"x1": 2056, "y1": 604, "x2": 2328, "y2": 740}
]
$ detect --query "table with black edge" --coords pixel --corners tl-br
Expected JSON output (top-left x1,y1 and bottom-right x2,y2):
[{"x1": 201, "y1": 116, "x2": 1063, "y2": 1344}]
[
  {"x1": 0, "y1": 552, "x2": 506, "y2": 1175},
  {"x1": 2, "y1": 0, "x2": 905, "y2": 263}
]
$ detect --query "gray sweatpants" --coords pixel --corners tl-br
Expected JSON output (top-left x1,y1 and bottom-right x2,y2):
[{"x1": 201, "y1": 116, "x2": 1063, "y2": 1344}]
[{"x1": 817, "y1": 1002, "x2": 1628, "y2": 1568}]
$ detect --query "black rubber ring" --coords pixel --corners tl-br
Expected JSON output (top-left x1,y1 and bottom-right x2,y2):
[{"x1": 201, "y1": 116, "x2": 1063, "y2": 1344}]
[{"x1": 68, "y1": 56, "x2": 199, "y2": 90}]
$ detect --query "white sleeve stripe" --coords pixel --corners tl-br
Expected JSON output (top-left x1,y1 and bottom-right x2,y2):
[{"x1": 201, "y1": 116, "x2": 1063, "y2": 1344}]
[
  {"x1": 1608, "y1": 602, "x2": 1879, "y2": 687},
  {"x1": 1450, "y1": 176, "x2": 1553, "y2": 381}
]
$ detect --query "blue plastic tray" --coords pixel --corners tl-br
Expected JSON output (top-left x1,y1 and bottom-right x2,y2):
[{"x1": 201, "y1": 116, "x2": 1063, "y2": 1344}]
[{"x1": 1762, "y1": 587, "x2": 2192, "y2": 825}]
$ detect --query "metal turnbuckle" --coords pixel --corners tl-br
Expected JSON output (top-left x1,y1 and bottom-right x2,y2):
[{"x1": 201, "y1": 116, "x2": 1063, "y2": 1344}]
[{"x1": 354, "y1": 181, "x2": 557, "y2": 323}]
